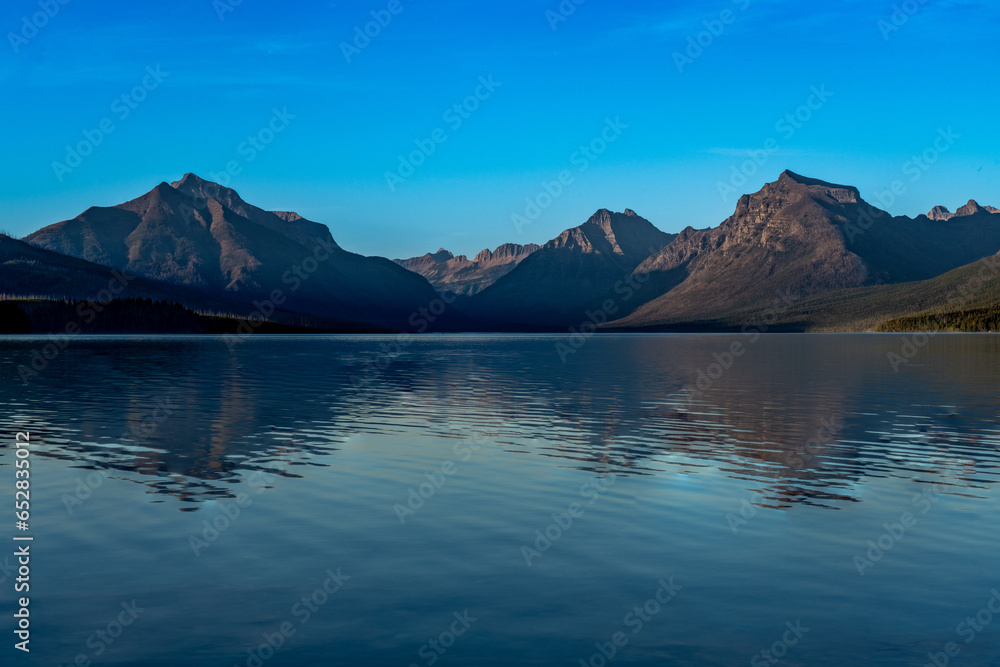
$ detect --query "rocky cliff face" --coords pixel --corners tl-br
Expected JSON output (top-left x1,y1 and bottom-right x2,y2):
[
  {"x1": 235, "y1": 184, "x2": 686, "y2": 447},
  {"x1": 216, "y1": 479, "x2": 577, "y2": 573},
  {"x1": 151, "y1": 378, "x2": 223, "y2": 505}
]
[
  {"x1": 473, "y1": 243, "x2": 539, "y2": 266},
  {"x1": 613, "y1": 171, "x2": 1000, "y2": 328}
]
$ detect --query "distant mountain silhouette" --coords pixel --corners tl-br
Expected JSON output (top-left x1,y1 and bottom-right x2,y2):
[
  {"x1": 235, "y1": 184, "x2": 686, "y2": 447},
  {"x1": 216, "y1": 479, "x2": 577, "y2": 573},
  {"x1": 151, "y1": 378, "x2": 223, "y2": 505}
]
[
  {"x1": 927, "y1": 200, "x2": 1000, "y2": 221},
  {"x1": 395, "y1": 243, "x2": 540, "y2": 297},
  {"x1": 25, "y1": 175, "x2": 451, "y2": 330},
  {"x1": 396, "y1": 248, "x2": 457, "y2": 273},
  {"x1": 464, "y1": 208, "x2": 676, "y2": 326}
]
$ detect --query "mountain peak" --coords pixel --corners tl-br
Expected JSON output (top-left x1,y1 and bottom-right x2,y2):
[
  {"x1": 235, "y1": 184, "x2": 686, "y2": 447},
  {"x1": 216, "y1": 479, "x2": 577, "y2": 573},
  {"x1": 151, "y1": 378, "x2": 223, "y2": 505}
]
[
  {"x1": 756, "y1": 170, "x2": 861, "y2": 207},
  {"x1": 928, "y1": 200, "x2": 998, "y2": 220},
  {"x1": 776, "y1": 170, "x2": 857, "y2": 193},
  {"x1": 171, "y1": 173, "x2": 242, "y2": 203},
  {"x1": 129, "y1": 181, "x2": 190, "y2": 210},
  {"x1": 584, "y1": 208, "x2": 649, "y2": 231},
  {"x1": 587, "y1": 207, "x2": 614, "y2": 222},
  {"x1": 544, "y1": 208, "x2": 670, "y2": 261},
  {"x1": 152, "y1": 181, "x2": 177, "y2": 195},
  {"x1": 927, "y1": 205, "x2": 953, "y2": 221},
  {"x1": 166, "y1": 174, "x2": 333, "y2": 247},
  {"x1": 778, "y1": 169, "x2": 808, "y2": 183},
  {"x1": 956, "y1": 199, "x2": 986, "y2": 217},
  {"x1": 172, "y1": 173, "x2": 210, "y2": 187},
  {"x1": 23, "y1": 177, "x2": 441, "y2": 330},
  {"x1": 464, "y1": 209, "x2": 675, "y2": 325},
  {"x1": 170, "y1": 173, "x2": 233, "y2": 200}
]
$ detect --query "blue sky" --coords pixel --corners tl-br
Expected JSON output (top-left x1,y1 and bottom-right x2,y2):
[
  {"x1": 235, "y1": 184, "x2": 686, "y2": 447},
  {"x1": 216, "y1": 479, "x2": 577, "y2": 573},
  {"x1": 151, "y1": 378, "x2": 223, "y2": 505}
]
[{"x1": 1, "y1": 0, "x2": 997, "y2": 258}]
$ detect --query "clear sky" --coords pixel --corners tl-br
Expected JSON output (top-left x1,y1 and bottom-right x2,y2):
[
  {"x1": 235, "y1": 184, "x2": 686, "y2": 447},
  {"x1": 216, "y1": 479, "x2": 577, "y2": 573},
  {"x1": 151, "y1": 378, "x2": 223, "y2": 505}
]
[{"x1": 1, "y1": 0, "x2": 997, "y2": 259}]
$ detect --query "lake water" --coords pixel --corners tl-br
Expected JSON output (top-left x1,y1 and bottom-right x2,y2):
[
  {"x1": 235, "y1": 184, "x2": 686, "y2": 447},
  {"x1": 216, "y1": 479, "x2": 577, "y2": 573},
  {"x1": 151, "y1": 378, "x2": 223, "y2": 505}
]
[{"x1": 1, "y1": 334, "x2": 999, "y2": 666}]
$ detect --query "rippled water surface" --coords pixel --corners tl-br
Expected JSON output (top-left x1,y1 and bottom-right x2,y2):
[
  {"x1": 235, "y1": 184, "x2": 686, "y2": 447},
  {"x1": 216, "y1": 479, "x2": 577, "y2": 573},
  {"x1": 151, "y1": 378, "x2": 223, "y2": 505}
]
[{"x1": 1, "y1": 334, "x2": 999, "y2": 666}]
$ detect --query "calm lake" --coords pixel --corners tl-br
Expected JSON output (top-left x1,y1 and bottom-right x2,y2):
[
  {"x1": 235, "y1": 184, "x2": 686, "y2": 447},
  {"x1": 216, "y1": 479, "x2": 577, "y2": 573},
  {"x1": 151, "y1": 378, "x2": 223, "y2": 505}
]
[{"x1": 1, "y1": 334, "x2": 999, "y2": 666}]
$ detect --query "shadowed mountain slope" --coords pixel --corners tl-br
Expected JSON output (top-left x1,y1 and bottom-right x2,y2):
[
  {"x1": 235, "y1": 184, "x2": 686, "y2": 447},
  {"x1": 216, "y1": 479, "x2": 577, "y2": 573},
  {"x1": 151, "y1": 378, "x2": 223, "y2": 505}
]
[
  {"x1": 464, "y1": 208, "x2": 676, "y2": 326},
  {"x1": 612, "y1": 171, "x2": 1000, "y2": 329},
  {"x1": 25, "y1": 176, "x2": 450, "y2": 330}
]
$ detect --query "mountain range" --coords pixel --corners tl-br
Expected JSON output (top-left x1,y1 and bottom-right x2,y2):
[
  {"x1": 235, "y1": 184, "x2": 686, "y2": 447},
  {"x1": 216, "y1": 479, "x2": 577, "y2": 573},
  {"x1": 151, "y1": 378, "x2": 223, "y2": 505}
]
[
  {"x1": 3, "y1": 170, "x2": 999, "y2": 333},
  {"x1": 394, "y1": 243, "x2": 540, "y2": 298}
]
